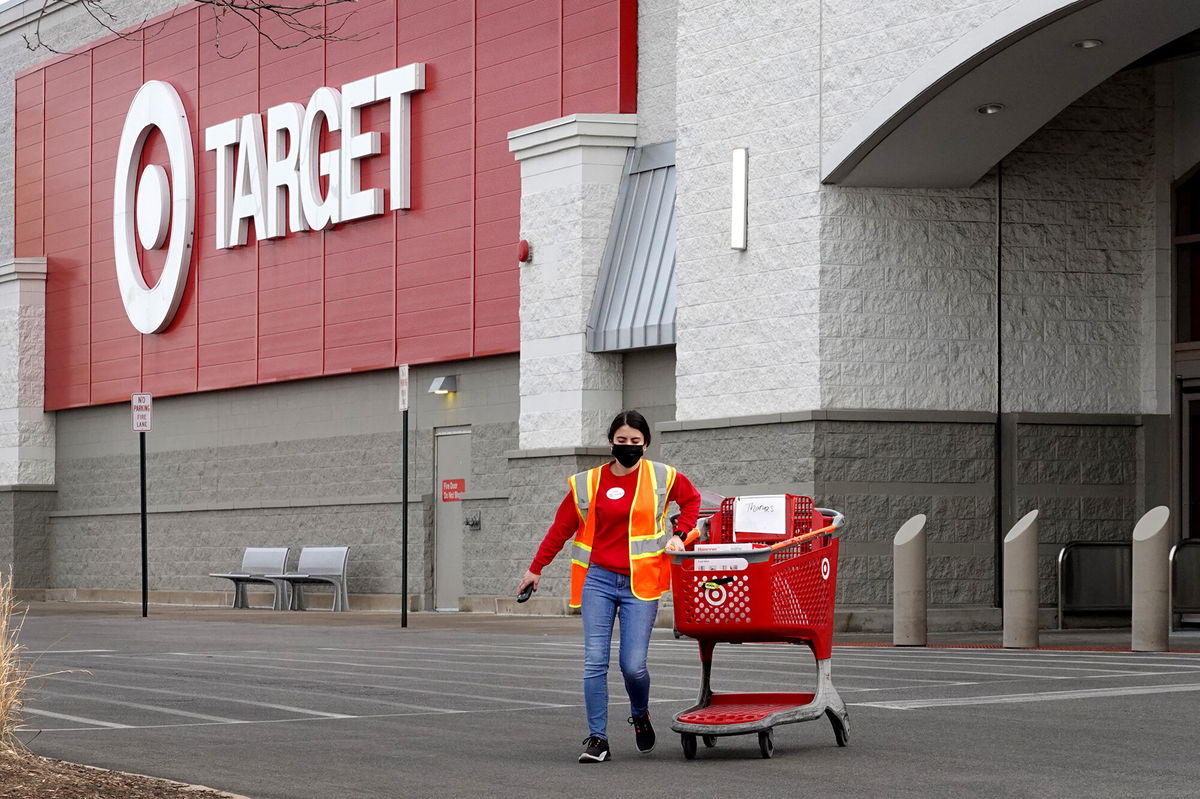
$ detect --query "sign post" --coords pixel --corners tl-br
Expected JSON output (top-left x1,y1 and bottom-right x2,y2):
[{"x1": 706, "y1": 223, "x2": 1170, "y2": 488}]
[
  {"x1": 131, "y1": 393, "x2": 153, "y2": 617},
  {"x1": 398, "y1": 366, "x2": 409, "y2": 629}
]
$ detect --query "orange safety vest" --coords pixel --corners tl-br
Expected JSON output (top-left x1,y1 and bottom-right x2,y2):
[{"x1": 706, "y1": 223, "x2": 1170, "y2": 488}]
[{"x1": 566, "y1": 459, "x2": 677, "y2": 607}]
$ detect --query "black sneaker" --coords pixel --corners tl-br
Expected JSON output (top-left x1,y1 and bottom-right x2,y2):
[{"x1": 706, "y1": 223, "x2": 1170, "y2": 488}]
[
  {"x1": 629, "y1": 712, "x2": 655, "y2": 753},
  {"x1": 579, "y1": 735, "x2": 610, "y2": 763}
]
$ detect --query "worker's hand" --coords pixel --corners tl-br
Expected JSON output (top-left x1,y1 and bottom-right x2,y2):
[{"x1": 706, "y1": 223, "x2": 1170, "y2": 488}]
[
  {"x1": 665, "y1": 535, "x2": 686, "y2": 552},
  {"x1": 518, "y1": 570, "x2": 541, "y2": 594}
]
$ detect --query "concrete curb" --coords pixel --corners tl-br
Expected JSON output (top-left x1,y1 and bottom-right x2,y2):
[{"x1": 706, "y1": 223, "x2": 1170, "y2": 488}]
[{"x1": 62, "y1": 758, "x2": 254, "y2": 798}]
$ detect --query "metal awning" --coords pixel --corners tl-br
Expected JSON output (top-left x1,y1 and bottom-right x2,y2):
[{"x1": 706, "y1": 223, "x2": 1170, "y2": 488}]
[{"x1": 587, "y1": 142, "x2": 676, "y2": 353}]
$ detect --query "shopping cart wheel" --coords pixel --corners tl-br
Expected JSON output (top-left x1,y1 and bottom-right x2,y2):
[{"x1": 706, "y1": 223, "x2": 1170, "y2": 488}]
[
  {"x1": 826, "y1": 708, "x2": 849, "y2": 747},
  {"x1": 702, "y1": 735, "x2": 717, "y2": 748},
  {"x1": 681, "y1": 733, "x2": 698, "y2": 760},
  {"x1": 757, "y1": 729, "x2": 774, "y2": 759}
]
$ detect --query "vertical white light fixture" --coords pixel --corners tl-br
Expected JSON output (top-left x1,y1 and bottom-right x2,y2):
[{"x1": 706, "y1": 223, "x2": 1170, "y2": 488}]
[{"x1": 730, "y1": 147, "x2": 749, "y2": 250}]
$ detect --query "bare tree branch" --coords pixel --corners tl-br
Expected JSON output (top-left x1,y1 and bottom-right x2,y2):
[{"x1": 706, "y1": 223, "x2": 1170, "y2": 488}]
[{"x1": 24, "y1": 0, "x2": 364, "y2": 58}]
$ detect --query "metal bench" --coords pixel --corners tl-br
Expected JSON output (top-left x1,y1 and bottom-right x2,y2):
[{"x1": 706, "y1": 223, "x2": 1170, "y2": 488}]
[
  {"x1": 1056, "y1": 541, "x2": 1131, "y2": 629},
  {"x1": 209, "y1": 547, "x2": 290, "y2": 610},
  {"x1": 268, "y1": 546, "x2": 351, "y2": 612}
]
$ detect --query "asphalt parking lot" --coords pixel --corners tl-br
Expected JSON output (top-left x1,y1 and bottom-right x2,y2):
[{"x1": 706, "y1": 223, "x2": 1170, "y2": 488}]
[{"x1": 14, "y1": 604, "x2": 1200, "y2": 799}]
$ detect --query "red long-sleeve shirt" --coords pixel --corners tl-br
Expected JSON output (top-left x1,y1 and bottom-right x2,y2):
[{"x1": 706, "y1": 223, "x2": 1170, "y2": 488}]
[{"x1": 529, "y1": 465, "x2": 701, "y2": 576}]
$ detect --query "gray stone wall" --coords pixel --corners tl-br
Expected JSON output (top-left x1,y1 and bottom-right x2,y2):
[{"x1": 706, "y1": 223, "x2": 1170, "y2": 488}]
[
  {"x1": 1000, "y1": 70, "x2": 1156, "y2": 415},
  {"x1": 498, "y1": 450, "x2": 612, "y2": 609},
  {"x1": 45, "y1": 360, "x2": 521, "y2": 605},
  {"x1": 660, "y1": 416, "x2": 997, "y2": 607},
  {"x1": 814, "y1": 420, "x2": 997, "y2": 606},
  {"x1": 460, "y1": 420, "x2": 518, "y2": 597},
  {"x1": 819, "y1": 68, "x2": 1157, "y2": 416},
  {"x1": 47, "y1": 502, "x2": 409, "y2": 596},
  {"x1": 657, "y1": 414, "x2": 1149, "y2": 609},
  {"x1": 1014, "y1": 420, "x2": 1140, "y2": 604},
  {"x1": 623, "y1": 347, "x2": 676, "y2": 461},
  {"x1": 0, "y1": 485, "x2": 53, "y2": 591}
]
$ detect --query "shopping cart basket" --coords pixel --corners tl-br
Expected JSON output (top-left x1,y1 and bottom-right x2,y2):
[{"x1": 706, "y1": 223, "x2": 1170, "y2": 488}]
[{"x1": 667, "y1": 494, "x2": 848, "y2": 759}]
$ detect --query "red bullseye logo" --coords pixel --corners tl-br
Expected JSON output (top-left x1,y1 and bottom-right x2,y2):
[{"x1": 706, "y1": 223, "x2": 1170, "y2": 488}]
[{"x1": 821, "y1": 557, "x2": 831, "y2": 580}]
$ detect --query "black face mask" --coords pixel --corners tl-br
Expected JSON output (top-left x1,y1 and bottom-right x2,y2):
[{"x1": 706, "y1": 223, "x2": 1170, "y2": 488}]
[{"x1": 611, "y1": 444, "x2": 644, "y2": 468}]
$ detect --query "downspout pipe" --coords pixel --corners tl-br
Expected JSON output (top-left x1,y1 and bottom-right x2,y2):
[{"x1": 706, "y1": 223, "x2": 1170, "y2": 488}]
[{"x1": 995, "y1": 161, "x2": 1005, "y2": 608}]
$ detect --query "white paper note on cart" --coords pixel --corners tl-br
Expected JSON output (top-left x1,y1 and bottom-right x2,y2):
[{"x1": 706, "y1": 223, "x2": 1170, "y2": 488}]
[
  {"x1": 693, "y1": 543, "x2": 755, "y2": 571},
  {"x1": 732, "y1": 495, "x2": 787, "y2": 537}
]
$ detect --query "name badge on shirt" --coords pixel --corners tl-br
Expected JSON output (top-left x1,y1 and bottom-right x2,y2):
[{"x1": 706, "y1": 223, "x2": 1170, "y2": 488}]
[{"x1": 606, "y1": 487, "x2": 625, "y2": 500}]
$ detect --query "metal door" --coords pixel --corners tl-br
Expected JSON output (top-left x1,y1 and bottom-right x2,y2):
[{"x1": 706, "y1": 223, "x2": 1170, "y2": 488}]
[{"x1": 434, "y1": 427, "x2": 471, "y2": 611}]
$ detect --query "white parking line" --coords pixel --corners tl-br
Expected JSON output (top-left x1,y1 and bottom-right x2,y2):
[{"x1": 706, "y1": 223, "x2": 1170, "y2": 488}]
[
  {"x1": 55, "y1": 675, "x2": 353, "y2": 719},
  {"x1": 829, "y1": 661, "x2": 1101, "y2": 680},
  {"x1": 158, "y1": 651, "x2": 675, "y2": 701},
  {"x1": 16, "y1": 694, "x2": 660, "y2": 734},
  {"x1": 854, "y1": 682, "x2": 1200, "y2": 709},
  {"x1": 833, "y1": 653, "x2": 1149, "y2": 676},
  {"x1": 22, "y1": 708, "x2": 130, "y2": 728},
  {"x1": 309, "y1": 645, "x2": 981, "y2": 688},
  {"x1": 154, "y1": 653, "x2": 580, "y2": 706},
  {"x1": 37, "y1": 689, "x2": 244, "y2": 724},
  {"x1": 80, "y1": 658, "x2": 466, "y2": 715}
]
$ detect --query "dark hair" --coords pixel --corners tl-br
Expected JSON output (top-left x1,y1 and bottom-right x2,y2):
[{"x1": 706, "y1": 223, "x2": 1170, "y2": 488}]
[{"x1": 607, "y1": 409, "x2": 652, "y2": 445}]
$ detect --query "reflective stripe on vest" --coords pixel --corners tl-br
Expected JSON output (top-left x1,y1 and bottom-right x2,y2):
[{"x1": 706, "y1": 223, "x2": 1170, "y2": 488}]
[{"x1": 567, "y1": 459, "x2": 677, "y2": 605}]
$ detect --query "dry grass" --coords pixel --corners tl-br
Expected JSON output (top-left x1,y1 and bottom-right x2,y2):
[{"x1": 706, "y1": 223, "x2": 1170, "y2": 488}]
[
  {"x1": 0, "y1": 572, "x2": 30, "y2": 752},
  {"x1": 0, "y1": 571, "x2": 75, "y2": 752}
]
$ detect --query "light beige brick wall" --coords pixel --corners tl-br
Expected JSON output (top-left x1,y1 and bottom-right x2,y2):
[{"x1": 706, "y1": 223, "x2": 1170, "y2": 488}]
[
  {"x1": 820, "y1": 0, "x2": 1022, "y2": 150},
  {"x1": 637, "y1": 0, "x2": 677, "y2": 147},
  {"x1": 674, "y1": 0, "x2": 823, "y2": 420}
]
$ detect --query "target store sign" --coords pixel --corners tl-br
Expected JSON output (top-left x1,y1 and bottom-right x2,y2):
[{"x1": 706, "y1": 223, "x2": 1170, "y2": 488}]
[
  {"x1": 114, "y1": 67, "x2": 424, "y2": 334},
  {"x1": 15, "y1": 0, "x2": 636, "y2": 410}
]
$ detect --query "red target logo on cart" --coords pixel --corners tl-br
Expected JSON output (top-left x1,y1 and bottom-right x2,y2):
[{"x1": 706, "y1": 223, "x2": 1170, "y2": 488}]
[{"x1": 821, "y1": 557, "x2": 831, "y2": 580}]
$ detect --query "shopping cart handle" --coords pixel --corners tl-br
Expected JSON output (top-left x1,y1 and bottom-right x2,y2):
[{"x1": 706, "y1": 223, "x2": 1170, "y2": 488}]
[
  {"x1": 816, "y1": 508, "x2": 845, "y2": 530},
  {"x1": 767, "y1": 523, "x2": 838, "y2": 552},
  {"x1": 682, "y1": 528, "x2": 701, "y2": 547}
]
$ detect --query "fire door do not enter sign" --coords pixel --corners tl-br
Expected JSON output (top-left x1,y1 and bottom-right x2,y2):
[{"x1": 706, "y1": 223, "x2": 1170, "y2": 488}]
[{"x1": 441, "y1": 479, "x2": 465, "y2": 502}]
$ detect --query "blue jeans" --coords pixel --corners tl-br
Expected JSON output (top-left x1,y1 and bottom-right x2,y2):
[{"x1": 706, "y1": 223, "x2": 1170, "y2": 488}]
[{"x1": 580, "y1": 565, "x2": 659, "y2": 739}]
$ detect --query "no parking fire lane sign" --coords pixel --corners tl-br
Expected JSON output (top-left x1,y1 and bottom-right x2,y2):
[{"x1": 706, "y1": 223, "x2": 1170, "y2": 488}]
[{"x1": 131, "y1": 393, "x2": 152, "y2": 432}]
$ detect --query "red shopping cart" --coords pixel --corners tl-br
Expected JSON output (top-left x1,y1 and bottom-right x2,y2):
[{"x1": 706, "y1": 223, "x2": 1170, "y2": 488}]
[{"x1": 666, "y1": 494, "x2": 848, "y2": 759}]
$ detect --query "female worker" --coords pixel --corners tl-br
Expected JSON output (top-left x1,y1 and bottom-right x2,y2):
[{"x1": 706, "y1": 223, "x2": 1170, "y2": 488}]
[{"x1": 517, "y1": 410, "x2": 701, "y2": 763}]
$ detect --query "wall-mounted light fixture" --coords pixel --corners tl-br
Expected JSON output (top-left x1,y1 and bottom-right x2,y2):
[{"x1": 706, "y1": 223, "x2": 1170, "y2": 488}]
[
  {"x1": 428, "y1": 375, "x2": 458, "y2": 395},
  {"x1": 731, "y1": 147, "x2": 748, "y2": 250}
]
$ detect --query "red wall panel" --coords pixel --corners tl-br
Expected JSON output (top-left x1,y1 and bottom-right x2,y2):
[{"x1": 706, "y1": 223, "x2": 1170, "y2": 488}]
[{"x1": 20, "y1": 0, "x2": 636, "y2": 409}]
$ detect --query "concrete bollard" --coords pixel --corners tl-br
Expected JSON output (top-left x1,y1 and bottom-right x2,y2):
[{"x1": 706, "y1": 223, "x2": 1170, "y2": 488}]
[
  {"x1": 1003, "y1": 510, "x2": 1039, "y2": 649},
  {"x1": 893, "y1": 514, "x2": 927, "y2": 646},
  {"x1": 1132, "y1": 506, "x2": 1171, "y2": 652}
]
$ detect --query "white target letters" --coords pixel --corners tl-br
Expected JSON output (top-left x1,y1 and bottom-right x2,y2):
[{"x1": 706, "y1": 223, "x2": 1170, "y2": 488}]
[{"x1": 206, "y1": 63, "x2": 425, "y2": 247}]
